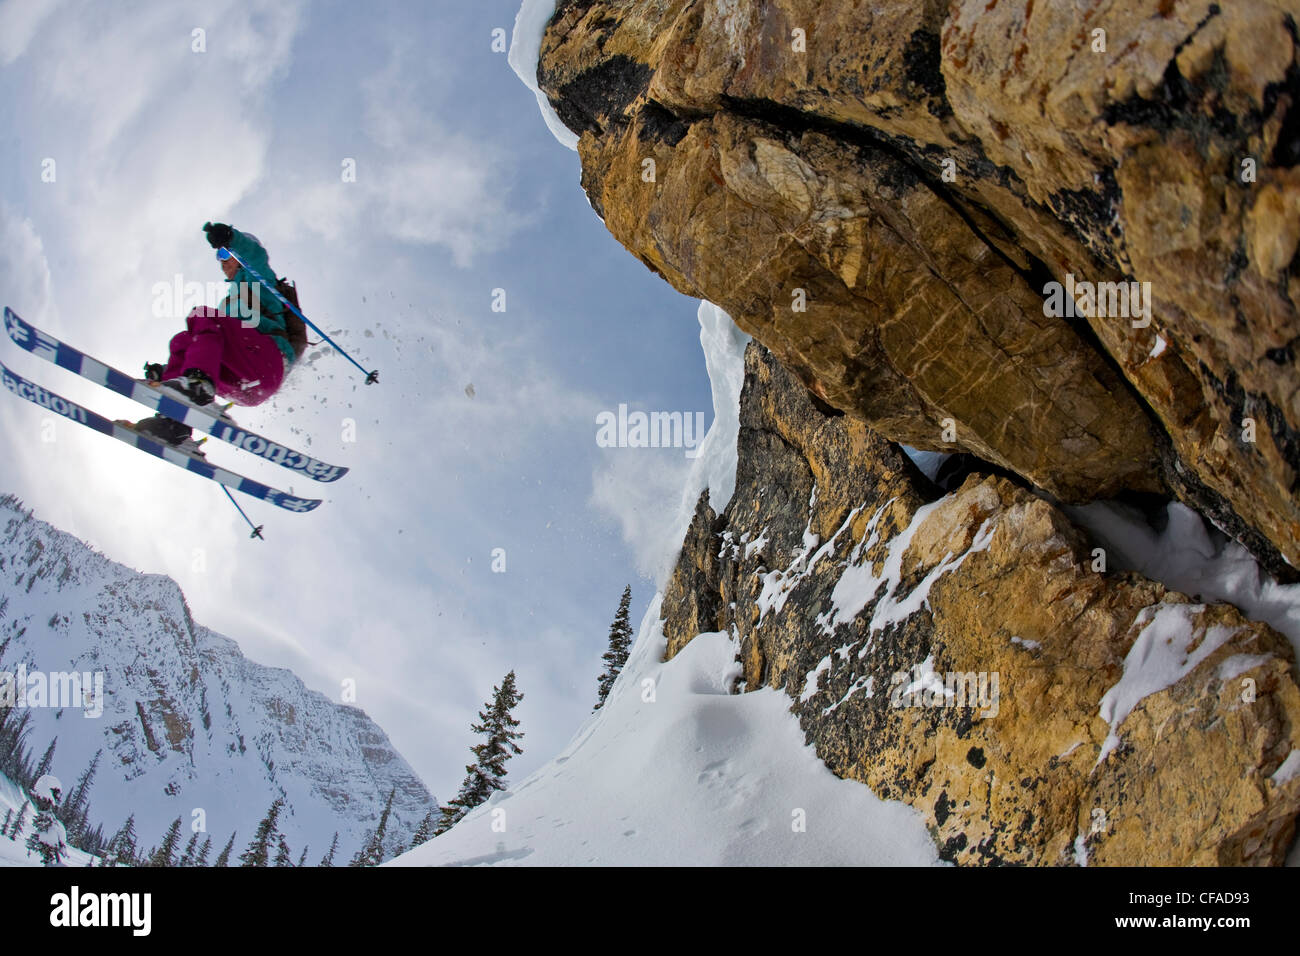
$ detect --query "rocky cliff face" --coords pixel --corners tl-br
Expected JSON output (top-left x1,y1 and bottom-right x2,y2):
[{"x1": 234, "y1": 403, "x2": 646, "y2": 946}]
[
  {"x1": 0, "y1": 495, "x2": 436, "y2": 860},
  {"x1": 664, "y1": 343, "x2": 1300, "y2": 864},
  {"x1": 534, "y1": 0, "x2": 1300, "y2": 863},
  {"x1": 538, "y1": 0, "x2": 1300, "y2": 577}
]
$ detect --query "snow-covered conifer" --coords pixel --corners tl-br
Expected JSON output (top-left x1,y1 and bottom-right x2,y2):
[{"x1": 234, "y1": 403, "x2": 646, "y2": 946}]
[
  {"x1": 594, "y1": 586, "x2": 633, "y2": 709},
  {"x1": 25, "y1": 774, "x2": 67, "y2": 865}
]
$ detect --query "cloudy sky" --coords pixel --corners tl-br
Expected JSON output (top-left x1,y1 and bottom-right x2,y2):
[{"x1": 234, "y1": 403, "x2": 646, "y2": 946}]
[{"x1": 0, "y1": 0, "x2": 716, "y2": 802}]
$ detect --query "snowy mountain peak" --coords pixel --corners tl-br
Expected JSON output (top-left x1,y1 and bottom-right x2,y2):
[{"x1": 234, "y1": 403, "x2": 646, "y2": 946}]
[{"x1": 0, "y1": 494, "x2": 437, "y2": 862}]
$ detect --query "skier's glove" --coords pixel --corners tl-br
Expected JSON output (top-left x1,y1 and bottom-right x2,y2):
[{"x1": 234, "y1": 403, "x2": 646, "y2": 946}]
[
  {"x1": 143, "y1": 362, "x2": 165, "y2": 382},
  {"x1": 203, "y1": 222, "x2": 234, "y2": 249}
]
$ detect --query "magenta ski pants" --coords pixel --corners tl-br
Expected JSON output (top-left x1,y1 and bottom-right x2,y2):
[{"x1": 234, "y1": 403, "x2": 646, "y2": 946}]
[{"x1": 163, "y1": 307, "x2": 286, "y2": 406}]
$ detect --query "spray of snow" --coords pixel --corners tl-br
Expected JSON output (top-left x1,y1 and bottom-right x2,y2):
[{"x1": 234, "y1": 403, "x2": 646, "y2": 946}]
[
  {"x1": 509, "y1": 1, "x2": 579, "y2": 151},
  {"x1": 647, "y1": 301, "x2": 750, "y2": 587}
]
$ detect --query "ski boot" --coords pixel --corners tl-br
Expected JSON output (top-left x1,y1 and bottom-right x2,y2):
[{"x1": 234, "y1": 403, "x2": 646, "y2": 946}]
[
  {"x1": 115, "y1": 415, "x2": 207, "y2": 458},
  {"x1": 140, "y1": 363, "x2": 237, "y2": 424},
  {"x1": 158, "y1": 368, "x2": 216, "y2": 407}
]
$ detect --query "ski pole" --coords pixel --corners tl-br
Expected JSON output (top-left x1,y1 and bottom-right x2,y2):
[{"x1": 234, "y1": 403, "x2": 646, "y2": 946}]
[
  {"x1": 221, "y1": 485, "x2": 265, "y2": 540},
  {"x1": 218, "y1": 246, "x2": 380, "y2": 385}
]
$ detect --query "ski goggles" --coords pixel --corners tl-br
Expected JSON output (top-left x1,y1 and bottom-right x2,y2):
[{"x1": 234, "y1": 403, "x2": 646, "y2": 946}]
[{"x1": 216, "y1": 247, "x2": 234, "y2": 261}]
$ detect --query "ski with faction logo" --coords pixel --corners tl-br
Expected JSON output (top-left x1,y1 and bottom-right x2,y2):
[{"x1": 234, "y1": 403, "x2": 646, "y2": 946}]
[
  {"x1": 0, "y1": 360, "x2": 322, "y2": 513},
  {"x1": 4, "y1": 307, "x2": 346, "y2": 483}
]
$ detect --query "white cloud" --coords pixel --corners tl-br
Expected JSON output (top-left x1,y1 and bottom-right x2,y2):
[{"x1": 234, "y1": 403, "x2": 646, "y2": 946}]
[
  {"x1": 0, "y1": 205, "x2": 54, "y2": 322},
  {"x1": 281, "y1": 34, "x2": 533, "y2": 267},
  {"x1": 589, "y1": 446, "x2": 694, "y2": 583},
  {"x1": 0, "y1": 0, "x2": 65, "y2": 66}
]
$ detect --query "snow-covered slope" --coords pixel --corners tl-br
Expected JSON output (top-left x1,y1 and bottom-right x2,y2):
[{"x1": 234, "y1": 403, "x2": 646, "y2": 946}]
[
  {"x1": 394, "y1": 302, "x2": 941, "y2": 866},
  {"x1": 396, "y1": 604, "x2": 941, "y2": 866},
  {"x1": 0, "y1": 497, "x2": 437, "y2": 863}
]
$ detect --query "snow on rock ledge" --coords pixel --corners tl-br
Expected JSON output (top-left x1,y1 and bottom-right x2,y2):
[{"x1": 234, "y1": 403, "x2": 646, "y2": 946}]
[
  {"x1": 658, "y1": 342, "x2": 1300, "y2": 865},
  {"x1": 509, "y1": 1, "x2": 577, "y2": 151}
]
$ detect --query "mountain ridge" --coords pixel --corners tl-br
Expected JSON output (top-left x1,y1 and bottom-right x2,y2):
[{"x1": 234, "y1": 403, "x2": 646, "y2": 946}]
[{"x1": 0, "y1": 492, "x2": 436, "y2": 863}]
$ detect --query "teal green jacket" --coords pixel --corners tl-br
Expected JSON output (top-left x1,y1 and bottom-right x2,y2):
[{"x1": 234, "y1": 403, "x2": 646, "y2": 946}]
[{"x1": 217, "y1": 227, "x2": 297, "y2": 365}]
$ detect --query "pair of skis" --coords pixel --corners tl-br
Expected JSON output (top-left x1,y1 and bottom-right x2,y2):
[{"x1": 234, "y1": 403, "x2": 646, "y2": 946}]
[{"x1": 3, "y1": 307, "x2": 347, "y2": 525}]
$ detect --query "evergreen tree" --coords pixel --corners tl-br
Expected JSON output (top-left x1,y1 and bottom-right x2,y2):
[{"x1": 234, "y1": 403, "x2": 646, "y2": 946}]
[
  {"x1": 26, "y1": 806, "x2": 66, "y2": 865},
  {"x1": 80, "y1": 823, "x2": 107, "y2": 857},
  {"x1": 107, "y1": 814, "x2": 138, "y2": 867},
  {"x1": 59, "y1": 749, "x2": 101, "y2": 843},
  {"x1": 239, "y1": 798, "x2": 283, "y2": 867},
  {"x1": 11, "y1": 803, "x2": 28, "y2": 839},
  {"x1": 296, "y1": 845, "x2": 309, "y2": 868},
  {"x1": 594, "y1": 585, "x2": 634, "y2": 709},
  {"x1": 434, "y1": 671, "x2": 525, "y2": 835},
  {"x1": 178, "y1": 832, "x2": 200, "y2": 867},
  {"x1": 2, "y1": 808, "x2": 11, "y2": 838},
  {"x1": 351, "y1": 789, "x2": 396, "y2": 867},
  {"x1": 25, "y1": 778, "x2": 67, "y2": 866},
  {"x1": 196, "y1": 836, "x2": 212, "y2": 867},
  {"x1": 410, "y1": 811, "x2": 436, "y2": 848},
  {"x1": 148, "y1": 817, "x2": 183, "y2": 867},
  {"x1": 32, "y1": 737, "x2": 57, "y2": 782},
  {"x1": 214, "y1": 831, "x2": 237, "y2": 868},
  {"x1": 319, "y1": 832, "x2": 339, "y2": 867},
  {"x1": 274, "y1": 834, "x2": 293, "y2": 867},
  {"x1": 433, "y1": 803, "x2": 463, "y2": 836},
  {"x1": 0, "y1": 709, "x2": 35, "y2": 783}
]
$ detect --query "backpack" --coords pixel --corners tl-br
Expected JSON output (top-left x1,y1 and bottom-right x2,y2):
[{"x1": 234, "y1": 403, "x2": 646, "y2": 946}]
[{"x1": 273, "y1": 277, "x2": 311, "y2": 362}]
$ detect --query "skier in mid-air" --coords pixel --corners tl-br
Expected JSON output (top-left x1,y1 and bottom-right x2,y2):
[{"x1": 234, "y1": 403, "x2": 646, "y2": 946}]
[
  {"x1": 4, "y1": 219, "x2": 374, "y2": 520},
  {"x1": 129, "y1": 222, "x2": 302, "y2": 448}
]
